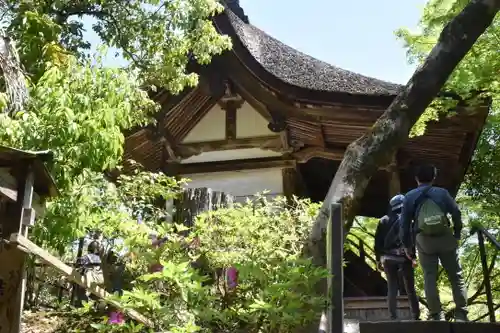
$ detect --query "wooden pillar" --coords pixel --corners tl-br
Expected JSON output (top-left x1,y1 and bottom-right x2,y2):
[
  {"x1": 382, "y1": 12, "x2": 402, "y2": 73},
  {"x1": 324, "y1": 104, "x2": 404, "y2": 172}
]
[
  {"x1": 387, "y1": 161, "x2": 401, "y2": 197},
  {"x1": 282, "y1": 166, "x2": 308, "y2": 201},
  {"x1": 0, "y1": 164, "x2": 35, "y2": 333},
  {"x1": 282, "y1": 168, "x2": 295, "y2": 201}
]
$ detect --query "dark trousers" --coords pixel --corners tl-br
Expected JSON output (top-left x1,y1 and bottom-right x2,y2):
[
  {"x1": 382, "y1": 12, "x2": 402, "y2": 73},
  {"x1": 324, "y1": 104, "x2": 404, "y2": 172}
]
[
  {"x1": 418, "y1": 248, "x2": 468, "y2": 320},
  {"x1": 383, "y1": 258, "x2": 420, "y2": 320}
]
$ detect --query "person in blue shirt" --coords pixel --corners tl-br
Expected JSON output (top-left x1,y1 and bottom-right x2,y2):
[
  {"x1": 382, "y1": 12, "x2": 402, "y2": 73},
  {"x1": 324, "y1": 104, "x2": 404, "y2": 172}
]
[
  {"x1": 375, "y1": 194, "x2": 420, "y2": 320},
  {"x1": 400, "y1": 164, "x2": 468, "y2": 321}
]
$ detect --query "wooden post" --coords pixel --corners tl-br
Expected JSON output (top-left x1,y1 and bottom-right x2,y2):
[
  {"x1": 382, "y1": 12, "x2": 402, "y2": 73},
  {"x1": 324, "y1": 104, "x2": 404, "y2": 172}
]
[
  {"x1": 177, "y1": 188, "x2": 233, "y2": 230},
  {"x1": 70, "y1": 237, "x2": 85, "y2": 306},
  {"x1": 326, "y1": 203, "x2": 344, "y2": 333},
  {"x1": 15, "y1": 168, "x2": 34, "y2": 330},
  {"x1": 0, "y1": 165, "x2": 34, "y2": 333}
]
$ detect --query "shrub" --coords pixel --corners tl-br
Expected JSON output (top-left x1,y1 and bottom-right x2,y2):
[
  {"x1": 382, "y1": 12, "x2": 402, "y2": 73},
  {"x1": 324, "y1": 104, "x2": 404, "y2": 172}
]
[{"x1": 91, "y1": 188, "x2": 327, "y2": 333}]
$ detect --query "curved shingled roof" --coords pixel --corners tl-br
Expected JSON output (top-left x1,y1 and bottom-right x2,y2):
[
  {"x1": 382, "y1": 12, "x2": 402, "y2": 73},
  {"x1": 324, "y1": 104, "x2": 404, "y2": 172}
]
[{"x1": 223, "y1": 8, "x2": 403, "y2": 96}]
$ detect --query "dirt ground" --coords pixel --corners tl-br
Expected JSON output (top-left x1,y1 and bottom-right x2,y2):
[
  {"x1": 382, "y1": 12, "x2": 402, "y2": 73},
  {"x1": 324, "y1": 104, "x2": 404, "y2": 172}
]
[
  {"x1": 21, "y1": 310, "x2": 96, "y2": 333},
  {"x1": 21, "y1": 311, "x2": 64, "y2": 333}
]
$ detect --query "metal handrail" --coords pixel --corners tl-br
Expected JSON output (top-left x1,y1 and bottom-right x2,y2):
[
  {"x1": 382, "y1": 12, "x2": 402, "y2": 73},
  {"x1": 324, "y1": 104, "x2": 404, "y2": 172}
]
[{"x1": 471, "y1": 225, "x2": 500, "y2": 323}]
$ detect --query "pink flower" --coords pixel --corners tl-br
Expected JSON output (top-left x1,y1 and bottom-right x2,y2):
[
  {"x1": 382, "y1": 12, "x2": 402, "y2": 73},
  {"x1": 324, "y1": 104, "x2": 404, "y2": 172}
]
[
  {"x1": 108, "y1": 311, "x2": 125, "y2": 324},
  {"x1": 226, "y1": 266, "x2": 238, "y2": 290}
]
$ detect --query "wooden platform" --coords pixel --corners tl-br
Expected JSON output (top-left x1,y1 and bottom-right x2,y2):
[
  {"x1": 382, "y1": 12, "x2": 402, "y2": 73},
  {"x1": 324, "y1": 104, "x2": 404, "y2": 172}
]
[{"x1": 359, "y1": 321, "x2": 500, "y2": 333}]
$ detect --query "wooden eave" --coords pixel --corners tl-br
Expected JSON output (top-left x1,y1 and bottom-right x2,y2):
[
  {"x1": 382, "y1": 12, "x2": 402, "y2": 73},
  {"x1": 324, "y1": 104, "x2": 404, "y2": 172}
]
[{"x1": 0, "y1": 146, "x2": 58, "y2": 199}]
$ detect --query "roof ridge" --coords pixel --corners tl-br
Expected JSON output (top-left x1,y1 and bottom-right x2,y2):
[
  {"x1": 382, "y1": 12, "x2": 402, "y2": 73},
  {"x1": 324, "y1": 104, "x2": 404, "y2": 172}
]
[
  {"x1": 222, "y1": 10, "x2": 402, "y2": 96},
  {"x1": 223, "y1": 0, "x2": 249, "y2": 24}
]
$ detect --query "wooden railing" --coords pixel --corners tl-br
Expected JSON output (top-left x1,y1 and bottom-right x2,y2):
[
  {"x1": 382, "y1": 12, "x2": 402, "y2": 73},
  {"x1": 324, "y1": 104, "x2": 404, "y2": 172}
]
[{"x1": 471, "y1": 225, "x2": 500, "y2": 323}]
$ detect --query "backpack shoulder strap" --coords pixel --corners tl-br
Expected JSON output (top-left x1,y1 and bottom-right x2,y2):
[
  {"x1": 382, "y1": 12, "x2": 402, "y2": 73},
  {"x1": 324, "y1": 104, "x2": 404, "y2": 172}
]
[
  {"x1": 383, "y1": 214, "x2": 401, "y2": 248},
  {"x1": 414, "y1": 186, "x2": 433, "y2": 218}
]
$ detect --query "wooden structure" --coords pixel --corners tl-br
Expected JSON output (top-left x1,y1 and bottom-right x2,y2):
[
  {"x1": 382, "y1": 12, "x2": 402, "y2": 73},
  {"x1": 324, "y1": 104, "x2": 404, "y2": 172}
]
[
  {"x1": 359, "y1": 321, "x2": 499, "y2": 333},
  {"x1": 10, "y1": 233, "x2": 153, "y2": 327},
  {"x1": 123, "y1": 1, "x2": 488, "y2": 300},
  {"x1": 0, "y1": 146, "x2": 57, "y2": 333}
]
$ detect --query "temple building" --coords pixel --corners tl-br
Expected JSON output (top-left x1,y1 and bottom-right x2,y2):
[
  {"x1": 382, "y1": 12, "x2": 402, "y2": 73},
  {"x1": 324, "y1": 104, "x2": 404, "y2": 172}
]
[{"x1": 123, "y1": 1, "x2": 489, "y2": 318}]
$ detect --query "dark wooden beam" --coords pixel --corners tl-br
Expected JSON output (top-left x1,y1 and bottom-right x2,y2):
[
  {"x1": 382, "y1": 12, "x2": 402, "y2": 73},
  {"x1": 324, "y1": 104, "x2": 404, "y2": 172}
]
[
  {"x1": 282, "y1": 167, "x2": 307, "y2": 200},
  {"x1": 172, "y1": 157, "x2": 296, "y2": 175},
  {"x1": 223, "y1": 102, "x2": 238, "y2": 140},
  {"x1": 282, "y1": 168, "x2": 295, "y2": 200},
  {"x1": 280, "y1": 129, "x2": 290, "y2": 151},
  {"x1": 293, "y1": 147, "x2": 344, "y2": 163},
  {"x1": 318, "y1": 124, "x2": 326, "y2": 147},
  {"x1": 176, "y1": 135, "x2": 282, "y2": 158}
]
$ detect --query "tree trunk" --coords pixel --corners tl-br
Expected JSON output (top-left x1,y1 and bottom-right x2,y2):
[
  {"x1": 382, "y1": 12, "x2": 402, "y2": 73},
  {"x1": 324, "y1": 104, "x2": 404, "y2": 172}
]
[
  {"x1": 307, "y1": 0, "x2": 500, "y2": 268},
  {"x1": 0, "y1": 36, "x2": 28, "y2": 115},
  {"x1": 303, "y1": 1, "x2": 500, "y2": 331}
]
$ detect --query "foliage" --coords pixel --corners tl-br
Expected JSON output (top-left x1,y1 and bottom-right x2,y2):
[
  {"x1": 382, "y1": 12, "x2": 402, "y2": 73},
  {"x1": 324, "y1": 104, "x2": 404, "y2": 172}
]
[
  {"x1": 0, "y1": 0, "x2": 231, "y2": 248},
  {"x1": 79, "y1": 188, "x2": 327, "y2": 332},
  {"x1": 0, "y1": 57, "x2": 156, "y2": 186},
  {"x1": 0, "y1": 54, "x2": 157, "y2": 248},
  {"x1": 396, "y1": 1, "x2": 500, "y2": 320},
  {"x1": 0, "y1": 1, "x2": 330, "y2": 332},
  {"x1": 2, "y1": 0, "x2": 232, "y2": 90},
  {"x1": 396, "y1": 0, "x2": 500, "y2": 138}
]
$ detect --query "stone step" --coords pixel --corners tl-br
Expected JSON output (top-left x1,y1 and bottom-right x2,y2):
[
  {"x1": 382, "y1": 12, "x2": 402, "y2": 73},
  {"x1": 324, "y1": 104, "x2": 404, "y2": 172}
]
[{"x1": 359, "y1": 321, "x2": 499, "y2": 333}]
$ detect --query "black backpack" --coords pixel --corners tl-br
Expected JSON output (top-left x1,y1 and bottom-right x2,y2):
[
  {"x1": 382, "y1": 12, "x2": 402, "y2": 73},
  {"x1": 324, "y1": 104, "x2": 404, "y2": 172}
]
[{"x1": 383, "y1": 214, "x2": 403, "y2": 251}]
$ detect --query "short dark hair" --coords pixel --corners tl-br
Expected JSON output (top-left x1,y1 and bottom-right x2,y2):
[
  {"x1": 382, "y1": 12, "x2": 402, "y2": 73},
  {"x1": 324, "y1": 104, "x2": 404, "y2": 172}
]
[
  {"x1": 88, "y1": 241, "x2": 100, "y2": 254},
  {"x1": 415, "y1": 164, "x2": 436, "y2": 183}
]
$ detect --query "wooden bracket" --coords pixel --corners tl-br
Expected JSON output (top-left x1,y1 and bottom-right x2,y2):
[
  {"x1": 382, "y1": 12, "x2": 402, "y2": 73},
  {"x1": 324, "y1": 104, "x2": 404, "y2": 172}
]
[
  {"x1": 267, "y1": 109, "x2": 287, "y2": 133},
  {"x1": 293, "y1": 147, "x2": 344, "y2": 163}
]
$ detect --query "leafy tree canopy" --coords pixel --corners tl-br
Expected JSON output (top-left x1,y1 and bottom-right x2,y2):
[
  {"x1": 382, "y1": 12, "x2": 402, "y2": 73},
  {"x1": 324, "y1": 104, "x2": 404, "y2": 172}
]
[
  {"x1": 0, "y1": 0, "x2": 231, "y2": 246},
  {"x1": 2, "y1": 0, "x2": 231, "y2": 91},
  {"x1": 0, "y1": 2, "x2": 329, "y2": 331},
  {"x1": 391, "y1": 0, "x2": 500, "y2": 319}
]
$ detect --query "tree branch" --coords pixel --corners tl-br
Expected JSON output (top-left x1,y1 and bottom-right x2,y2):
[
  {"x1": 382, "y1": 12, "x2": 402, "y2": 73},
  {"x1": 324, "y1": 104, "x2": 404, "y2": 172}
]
[
  {"x1": 305, "y1": 1, "x2": 500, "y2": 330},
  {"x1": 307, "y1": 0, "x2": 500, "y2": 266},
  {"x1": 468, "y1": 250, "x2": 498, "y2": 303}
]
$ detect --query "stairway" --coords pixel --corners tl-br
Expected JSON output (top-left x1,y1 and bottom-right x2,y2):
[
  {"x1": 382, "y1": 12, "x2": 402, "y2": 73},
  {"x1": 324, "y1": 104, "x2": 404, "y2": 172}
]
[
  {"x1": 359, "y1": 321, "x2": 499, "y2": 333},
  {"x1": 336, "y1": 297, "x2": 499, "y2": 333},
  {"x1": 344, "y1": 296, "x2": 412, "y2": 321},
  {"x1": 341, "y1": 296, "x2": 412, "y2": 333}
]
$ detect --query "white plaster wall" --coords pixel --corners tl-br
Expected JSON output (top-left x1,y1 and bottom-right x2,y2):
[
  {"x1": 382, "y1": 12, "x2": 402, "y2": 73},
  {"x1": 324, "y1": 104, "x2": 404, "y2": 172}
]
[
  {"x1": 181, "y1": 104, "x2": 226, "y2": 143},
  {"x1": 180, "y1": 148, "x2": 282, "y2": 164},
  {"x1": 236, "y1": 102, "x2": 274, "y2": 138},
  {"x1": 183, "y1": 168, "x2": 283, "y2": 202},
  {"x1": 181, "y1": 102, "x2": 275, "y2": 144}
]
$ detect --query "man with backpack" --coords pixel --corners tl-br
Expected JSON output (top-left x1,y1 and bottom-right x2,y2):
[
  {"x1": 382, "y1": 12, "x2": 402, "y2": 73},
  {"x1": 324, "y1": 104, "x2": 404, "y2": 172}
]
[
  {"x1": 375, "y1": 194, "x2": 420, "y2": 321},
  {"x1": 400, "y1": 164, "x2": 468, "y2": 321}
]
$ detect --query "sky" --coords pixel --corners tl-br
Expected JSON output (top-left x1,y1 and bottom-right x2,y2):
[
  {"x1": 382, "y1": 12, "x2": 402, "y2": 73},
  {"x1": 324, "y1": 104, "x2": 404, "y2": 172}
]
[
  {"x1": 238, "y1": 0, "x2": 428, "y2": 84},
  {"x1": 82, "y1": 0, "x2": 429, "y2": 85}
]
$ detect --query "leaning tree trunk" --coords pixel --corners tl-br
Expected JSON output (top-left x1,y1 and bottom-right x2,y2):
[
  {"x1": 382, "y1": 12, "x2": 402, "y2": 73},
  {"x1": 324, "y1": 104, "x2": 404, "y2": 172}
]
[
  {"x1": 0, "y1": 36, "x2": 28, "y2": 115},
  {"x1": 303, "y1": 1, "x2": 500, "y2": 331},
  {"x1": 308, "y1": 0, "x2": 500, "y2": 268}
]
